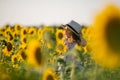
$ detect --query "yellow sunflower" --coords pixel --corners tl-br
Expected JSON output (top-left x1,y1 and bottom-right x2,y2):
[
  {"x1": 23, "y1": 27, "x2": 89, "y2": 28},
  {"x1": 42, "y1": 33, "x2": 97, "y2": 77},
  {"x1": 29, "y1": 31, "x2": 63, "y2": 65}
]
[
  {"x1": 2, "y1": 41, "x2": 13, "y2": 56},
  {"x1": 42, "y1": 68, "x2": 58, "y2": 80},
  {"x1": 56, "y1": 41, "x2": 67, "y2": 55},
  {"x1": 4, "y1": 26, "x2": 13, "y2": 41},
  {"x1": 11, "y1": 54, "x2": 19, "y2": 68},
  {"x1": 20, "y1": 35, "x2": 27, "y2": 44},
  {"x1": 25, "y1": 39, "x2": 45, "y2": 68},
  {"x1": 81, "y1": 26, "x2": 87, "y2": 37},
  {"x1": 37, "y1": 28, "x2": 42, "y2": 36},
  {"x1": 14, "y1": 24, "x2": 21, "y2": 31},
  {"x1": 11, "y1": 54, "x2": 20, "y2": 64},
  {"x1": 90, "y1": 4, "x2": 120, "y2": 68},
  {"x1": 12, "y1": 30, "x2": 20, "y2": 38},
  {"x1": 55, "y1": 28, "x2": 64, "y2": 42},
  {"x1": 28, "y1": 27, "x2": 37, "y2": 36},
  {"x1": 17, "y1": 49, "x2": 26, "y2": 61},
  {"x1": 20, "y1": 27, "x2": 28, "y2": 36},
  {"x1": 3, "y1": 25, "x2": 11, "y2": 31},
  {"x1": 0, "y1": 28, "x2": 4, "y2": 36},
  {"x1": 81, "y1": 26, "x2": 93, "y2": 42}
]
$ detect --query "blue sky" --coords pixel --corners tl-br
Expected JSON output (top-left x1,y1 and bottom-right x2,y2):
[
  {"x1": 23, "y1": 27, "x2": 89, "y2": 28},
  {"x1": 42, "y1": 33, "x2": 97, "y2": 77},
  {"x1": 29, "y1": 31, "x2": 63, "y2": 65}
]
[{"x1": 0, "y1": 0, "x2": 119, "y2": 27}]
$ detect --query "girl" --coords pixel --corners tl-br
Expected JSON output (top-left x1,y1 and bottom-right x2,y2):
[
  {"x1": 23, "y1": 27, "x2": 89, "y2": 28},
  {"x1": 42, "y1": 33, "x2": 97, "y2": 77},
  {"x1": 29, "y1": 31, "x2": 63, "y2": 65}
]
[{"x1": 57, "y1": 20, "x2": 86, "y2": 80}]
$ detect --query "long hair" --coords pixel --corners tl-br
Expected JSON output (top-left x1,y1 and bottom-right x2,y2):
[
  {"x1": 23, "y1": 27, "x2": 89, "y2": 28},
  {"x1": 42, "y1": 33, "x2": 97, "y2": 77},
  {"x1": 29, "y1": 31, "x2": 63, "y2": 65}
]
[{"x1": 71, "y1": 32, "x2": 81, "y2": 45}]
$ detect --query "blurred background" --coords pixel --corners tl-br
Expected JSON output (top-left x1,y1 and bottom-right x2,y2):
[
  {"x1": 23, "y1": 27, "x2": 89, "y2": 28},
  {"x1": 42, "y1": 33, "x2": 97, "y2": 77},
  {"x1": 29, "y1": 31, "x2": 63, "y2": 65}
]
[{"x1": 0, "y1": 0, "x2": 120, "y2": 27}]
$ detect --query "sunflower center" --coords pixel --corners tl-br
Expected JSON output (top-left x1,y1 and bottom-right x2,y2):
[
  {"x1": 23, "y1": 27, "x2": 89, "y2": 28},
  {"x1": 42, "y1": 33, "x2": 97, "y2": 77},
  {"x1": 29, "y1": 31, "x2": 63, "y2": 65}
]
[
  {"x1": 106, "y1": 17, "x2": 120, "y2": 53},
  {"x1": 14, "y1": 57, "x2": 17, "y2": 62},
  {"x1": 10, "y1": 34, "x2": 13, "y2": 40},
  {"x1": 7, "y1": 42, "x2": 12, "y2": 51},
  {"x1": 47, "y1": 75, "x2": 54, "y2": 80},
  {"x1": 23, "y1": 38, "x2": 27, "y2": 43},
  {"x1": 21, "y1": 51, "x2": 27, "y2": 60},
  {"x1": 23, "y1": 30, "x2": 27, "y2": 35},
  {"x1": 58, "y1": 32, "x2": 63, "y2": 39},
  {"x1": 35, "y1": 47, "x2": 42, "y2": 65},
  {"x1": 30, "y1": 31, "x2": 34, "y2": 34}
]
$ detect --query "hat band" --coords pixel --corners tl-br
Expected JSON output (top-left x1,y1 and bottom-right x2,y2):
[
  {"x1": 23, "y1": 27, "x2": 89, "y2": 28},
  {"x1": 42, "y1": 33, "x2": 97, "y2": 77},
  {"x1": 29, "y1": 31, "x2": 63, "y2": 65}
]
[{"x1": 66, "y1": 24, "x2": 79, "y2": 36}]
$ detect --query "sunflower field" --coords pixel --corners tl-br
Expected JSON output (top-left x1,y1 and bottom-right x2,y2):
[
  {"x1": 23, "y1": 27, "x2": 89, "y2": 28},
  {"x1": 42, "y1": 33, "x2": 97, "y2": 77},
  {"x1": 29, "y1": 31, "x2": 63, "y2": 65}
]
[{"x1": 0, "y1": 4, "x2": 120, "y2": 80}]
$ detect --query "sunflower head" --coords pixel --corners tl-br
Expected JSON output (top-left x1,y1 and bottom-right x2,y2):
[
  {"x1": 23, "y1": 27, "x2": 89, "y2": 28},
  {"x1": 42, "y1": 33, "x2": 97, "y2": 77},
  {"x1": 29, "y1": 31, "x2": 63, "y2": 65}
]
[
  {"x1": 11, "y1": 54, "x2": 18, "y2": 64},
  {"x1": 56, "y1": 41, "x2": 67, "y2": 55},
  {"x1": 28, "y1": 27, "x2": 37, "y2": 35},
  {"x1": 56, "y1": 29, "x2": 64, "y2": 41},
  {"x1": 14, "y1": 24, "x2": 21, "y2": 31},
  {"x1": 91, "y1": 4, "x2": 120, "y2": 68},
  {"x1": 42, "y1": 68, "x2": 57, "y2": 80},
  {"x1": 20, "y1": 27, "x2": 28, "y2": 36},
  {"x1": 25, "y1": 39, "x2": 45, "y2": 68},
  {"x1": 2, "y1": 41, "x2": 13, "y2": 56}
]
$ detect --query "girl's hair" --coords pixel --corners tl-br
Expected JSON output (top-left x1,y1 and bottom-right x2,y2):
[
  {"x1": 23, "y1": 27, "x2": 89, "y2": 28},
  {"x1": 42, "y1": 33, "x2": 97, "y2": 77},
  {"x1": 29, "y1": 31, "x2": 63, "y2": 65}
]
[{"x1": 71, "y1": 31, "x2": 81, "y2": 45}]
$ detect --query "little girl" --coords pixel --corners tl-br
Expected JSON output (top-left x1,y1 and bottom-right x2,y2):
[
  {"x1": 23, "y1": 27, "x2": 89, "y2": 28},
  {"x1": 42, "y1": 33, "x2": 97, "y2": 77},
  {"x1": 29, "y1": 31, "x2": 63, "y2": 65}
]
[{"x1": 57, "y1": 20, "x2": 86, "y2": 80}]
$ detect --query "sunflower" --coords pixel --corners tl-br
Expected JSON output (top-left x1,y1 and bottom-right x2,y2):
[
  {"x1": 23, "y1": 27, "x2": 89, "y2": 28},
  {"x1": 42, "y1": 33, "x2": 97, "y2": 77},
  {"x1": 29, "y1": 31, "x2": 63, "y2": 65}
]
[
  {"x1": 3, "y1": 25, "x2": 11, "y2": 31},
  {"x1": 14, "y1": 24, "x2": 21, "y2": 31},
  {"x1": 4, "y1": 26, "x2": 13, "y2": 41},
  {"x1": 90, "y1": 4, "x2": 120, "y2": 68},
  {"x1": 25, "y1": 39, "x2": 45, "y2": 68},
  {"x1": 37, "y1": 28, "x2": 42, "y2": 36},
  {"x1": 42, "y1": 68, "x2": 58, "y2": 80},
  {"x1": 2, "y1": 41, "x2": 13, "y2": 56},
  {"x1": 20, "y1": 35, "x2": 27, "y2": 44},
  {"x1": 28, "y1": 27, "x2": 37, "y2": 36},
  {"x1": 11, "y1": 24, "x2": 21, "y2": 38},
  {"x1": 12, "y1": 30, "x2": 20, "y2": 38},
  {"x1": 56, "y1": 41, "x2": 67, "y2": 55},
  {"x1": 81, "y1": 26, "x2": 87, "y2": 37},
  {"x1": 11, "y1": 53, "x2": 20, "y2": 69},
  {"x1": 0, "y1": 29, "x2": 4, "y2": 38},
  {"x1": 20, "y1": 27, "x2": 28, "y2": 36},
  {"x1": 17, "y1": 49, "x2": 27, "y2": 61},
  {"x1": 55, "y1": 28, "x2": 64, "y2": 43},
  {"x1": 81, "y1": 26, "x2": 93, "y2": 42},
  {"x1": 11, "y1": 54, "x2": 18, "y2": 64}
]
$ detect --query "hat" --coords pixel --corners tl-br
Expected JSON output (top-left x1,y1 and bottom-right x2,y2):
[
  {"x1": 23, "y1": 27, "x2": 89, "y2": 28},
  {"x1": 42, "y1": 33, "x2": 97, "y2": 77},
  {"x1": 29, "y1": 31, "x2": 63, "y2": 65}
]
[
  {"x1": 62, "y1": 20, "x2": 82, "y2": 36},
  {"x1": 62, "y1": 20, "x2": 87, "y2": 46}
]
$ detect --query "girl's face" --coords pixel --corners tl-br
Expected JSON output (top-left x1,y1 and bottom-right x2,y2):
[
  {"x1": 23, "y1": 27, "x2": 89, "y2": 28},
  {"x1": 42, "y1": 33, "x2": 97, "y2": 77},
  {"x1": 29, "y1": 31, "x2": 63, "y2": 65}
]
[{"x1": 64, "y1": 26, "x2": 72, "y2": 38}]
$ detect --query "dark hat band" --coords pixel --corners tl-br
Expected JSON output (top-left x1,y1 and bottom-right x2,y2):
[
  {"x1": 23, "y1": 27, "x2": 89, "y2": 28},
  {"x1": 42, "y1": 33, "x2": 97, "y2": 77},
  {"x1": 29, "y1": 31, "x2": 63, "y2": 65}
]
[{"x1": 66, "y1": 24, "x2": 79, "y2": 34}]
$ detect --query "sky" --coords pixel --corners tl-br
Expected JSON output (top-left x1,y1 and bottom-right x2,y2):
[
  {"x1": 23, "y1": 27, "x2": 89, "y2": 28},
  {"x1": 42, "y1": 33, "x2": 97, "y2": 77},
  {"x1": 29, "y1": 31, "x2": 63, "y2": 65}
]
[{"x1": 0, "y1": 0, "x2": 120, "y2": 27}]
